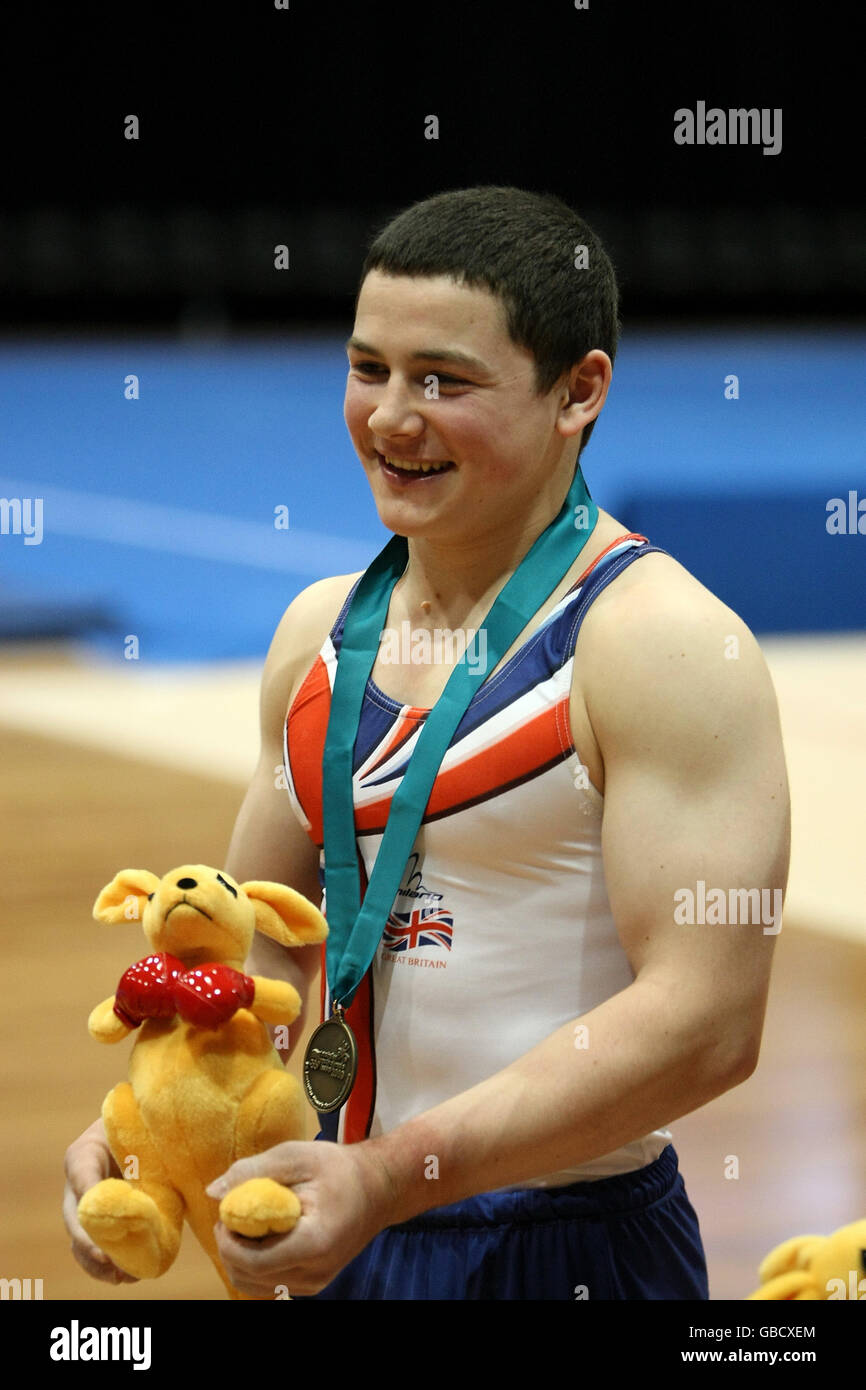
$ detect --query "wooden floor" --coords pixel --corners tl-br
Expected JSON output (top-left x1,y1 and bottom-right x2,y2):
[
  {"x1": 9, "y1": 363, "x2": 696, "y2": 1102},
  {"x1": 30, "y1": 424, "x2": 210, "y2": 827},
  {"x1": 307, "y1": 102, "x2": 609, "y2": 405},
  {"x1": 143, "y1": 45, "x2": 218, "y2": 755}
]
[{"x1": 1, "y1": 648, "x2": 865, "y2": 1301}]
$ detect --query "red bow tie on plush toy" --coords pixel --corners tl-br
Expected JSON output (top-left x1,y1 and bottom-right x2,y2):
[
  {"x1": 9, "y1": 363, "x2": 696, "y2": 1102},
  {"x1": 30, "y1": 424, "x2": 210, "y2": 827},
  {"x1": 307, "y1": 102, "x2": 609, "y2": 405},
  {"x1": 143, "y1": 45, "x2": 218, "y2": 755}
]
[{"x1": 113, "y1": 953, "x2": 255, "y2": 1030}]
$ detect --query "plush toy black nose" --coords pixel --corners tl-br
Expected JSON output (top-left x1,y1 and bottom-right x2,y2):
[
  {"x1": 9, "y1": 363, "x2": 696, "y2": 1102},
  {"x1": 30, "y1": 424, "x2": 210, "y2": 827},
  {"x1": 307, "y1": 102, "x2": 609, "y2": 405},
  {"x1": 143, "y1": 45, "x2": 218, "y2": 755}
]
[{"x1": 176, "y1": 877, "x2": 197, "y2": 889}]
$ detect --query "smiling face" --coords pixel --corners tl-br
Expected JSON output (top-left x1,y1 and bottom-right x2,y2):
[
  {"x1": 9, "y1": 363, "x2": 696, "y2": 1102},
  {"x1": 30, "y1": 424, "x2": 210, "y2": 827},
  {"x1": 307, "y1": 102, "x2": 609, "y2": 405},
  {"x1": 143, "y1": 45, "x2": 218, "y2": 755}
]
[{"x1": 344, "y1": 270, "x2": 589, "y2": 549}]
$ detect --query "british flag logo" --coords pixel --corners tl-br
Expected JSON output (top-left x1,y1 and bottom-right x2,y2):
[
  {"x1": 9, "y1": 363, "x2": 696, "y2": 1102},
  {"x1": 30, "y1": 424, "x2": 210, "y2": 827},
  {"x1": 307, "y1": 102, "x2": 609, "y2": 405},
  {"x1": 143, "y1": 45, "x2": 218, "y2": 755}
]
[{"x1": 383, "y1": 903, "x2": 454, "y2": 953}]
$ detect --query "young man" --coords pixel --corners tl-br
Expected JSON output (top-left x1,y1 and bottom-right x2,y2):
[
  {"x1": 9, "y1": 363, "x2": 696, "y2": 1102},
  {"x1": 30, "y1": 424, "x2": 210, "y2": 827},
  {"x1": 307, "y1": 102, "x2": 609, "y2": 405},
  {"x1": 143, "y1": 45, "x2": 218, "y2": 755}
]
[{"x1": 64, "y1": 186, "x2": 790, "y2": 1300}]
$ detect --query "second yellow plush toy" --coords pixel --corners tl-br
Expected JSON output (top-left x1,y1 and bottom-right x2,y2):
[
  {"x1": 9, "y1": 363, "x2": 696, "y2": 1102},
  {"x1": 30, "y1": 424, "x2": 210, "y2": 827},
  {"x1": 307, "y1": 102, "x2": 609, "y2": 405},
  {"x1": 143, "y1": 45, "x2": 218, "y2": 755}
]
[
  {"x1": 77, "y1": 863, "x2": 328, "y2": 1300},
  {"x1": 748, "y1": 1219, "x2": 866, "y2": 1300}
]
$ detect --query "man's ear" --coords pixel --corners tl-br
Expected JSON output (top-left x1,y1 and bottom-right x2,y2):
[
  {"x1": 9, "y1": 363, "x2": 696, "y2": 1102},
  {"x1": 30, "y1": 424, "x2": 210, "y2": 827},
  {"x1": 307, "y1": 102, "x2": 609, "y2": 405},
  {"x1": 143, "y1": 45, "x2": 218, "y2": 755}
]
[
  {"x1": 93, "y1": 869, "x2": 161, "y2": 925},
  {"x1": 241, "y1": 881, "x2": 328, "y2": 948},
  {"x1": 557, "y1": 349, "x2": 613, "y2": 437}
]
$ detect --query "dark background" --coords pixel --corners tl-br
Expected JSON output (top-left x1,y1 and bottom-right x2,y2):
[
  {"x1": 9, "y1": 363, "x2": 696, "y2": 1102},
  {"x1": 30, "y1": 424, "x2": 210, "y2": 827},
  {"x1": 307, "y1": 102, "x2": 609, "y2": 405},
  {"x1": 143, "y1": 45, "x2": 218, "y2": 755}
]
[{"x1": 1, "y1": 1, "x2": 862, "y2": 331}]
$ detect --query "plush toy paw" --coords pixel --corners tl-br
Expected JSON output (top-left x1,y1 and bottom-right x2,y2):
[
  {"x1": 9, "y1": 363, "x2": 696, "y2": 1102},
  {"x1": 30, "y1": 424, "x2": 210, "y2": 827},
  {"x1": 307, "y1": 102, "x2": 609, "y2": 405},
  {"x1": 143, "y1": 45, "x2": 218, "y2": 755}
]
[
  {"x1": 77, "y1": 1179, "x2": 175, "y2": 1279},
  {"x1": 219, "y1": 1178, "x2": 301, "y2": 1238},
  {"x1": 88, "y1": 998, "x2": 134, "y2": 1043}
]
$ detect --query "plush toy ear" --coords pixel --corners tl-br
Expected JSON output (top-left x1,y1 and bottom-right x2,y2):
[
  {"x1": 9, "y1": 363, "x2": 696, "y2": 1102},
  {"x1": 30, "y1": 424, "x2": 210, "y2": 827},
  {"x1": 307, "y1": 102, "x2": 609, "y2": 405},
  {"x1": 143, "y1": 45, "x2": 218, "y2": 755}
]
[
  {"x1": 93, "y1": 869, "x2": 162, "y2": 925},
  {"x1": 241, "y1": 881, "x2": 328, "y2": 948}
]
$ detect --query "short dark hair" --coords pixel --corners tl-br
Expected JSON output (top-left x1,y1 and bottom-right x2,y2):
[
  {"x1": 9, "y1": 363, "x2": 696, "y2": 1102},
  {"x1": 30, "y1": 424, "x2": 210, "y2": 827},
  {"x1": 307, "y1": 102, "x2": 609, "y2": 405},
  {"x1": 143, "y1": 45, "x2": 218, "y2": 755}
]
[{"x1": 357, "y1": 185, "x2": 620, "y2": 456}]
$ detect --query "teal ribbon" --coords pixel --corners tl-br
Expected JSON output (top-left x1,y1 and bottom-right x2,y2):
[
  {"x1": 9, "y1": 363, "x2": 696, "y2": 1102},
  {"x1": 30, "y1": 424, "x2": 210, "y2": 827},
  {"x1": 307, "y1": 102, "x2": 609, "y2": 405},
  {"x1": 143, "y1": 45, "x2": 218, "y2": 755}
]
[{"x1": 322, "y1": 465, "x2": 598, "y2": 1008}]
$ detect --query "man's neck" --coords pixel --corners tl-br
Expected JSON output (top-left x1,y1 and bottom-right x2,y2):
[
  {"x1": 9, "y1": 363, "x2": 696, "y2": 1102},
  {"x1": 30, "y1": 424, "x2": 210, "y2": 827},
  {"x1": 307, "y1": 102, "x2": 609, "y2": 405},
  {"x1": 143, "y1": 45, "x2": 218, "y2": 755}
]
[
  {"x1": 391, "y1": 461, "x2": 588, "y2": 628},
  {"x1": 396, "y1": 516, "x2": 558, "y2": 629}
]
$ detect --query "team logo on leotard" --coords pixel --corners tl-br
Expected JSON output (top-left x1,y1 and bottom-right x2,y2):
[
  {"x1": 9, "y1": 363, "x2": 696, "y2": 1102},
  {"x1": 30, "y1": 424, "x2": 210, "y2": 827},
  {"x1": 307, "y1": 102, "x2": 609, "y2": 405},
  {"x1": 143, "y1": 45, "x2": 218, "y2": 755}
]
[{"x1": 383, "y1": 904, "x2": 454, "y2": 953}]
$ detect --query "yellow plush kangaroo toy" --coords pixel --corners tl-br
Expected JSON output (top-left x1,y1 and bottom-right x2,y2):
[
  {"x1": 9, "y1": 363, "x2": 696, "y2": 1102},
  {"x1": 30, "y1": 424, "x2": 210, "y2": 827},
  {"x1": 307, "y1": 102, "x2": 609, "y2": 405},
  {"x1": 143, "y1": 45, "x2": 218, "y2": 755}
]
[{"x1": 77, "y1": 863, "x2": 328, "y2": 1299}]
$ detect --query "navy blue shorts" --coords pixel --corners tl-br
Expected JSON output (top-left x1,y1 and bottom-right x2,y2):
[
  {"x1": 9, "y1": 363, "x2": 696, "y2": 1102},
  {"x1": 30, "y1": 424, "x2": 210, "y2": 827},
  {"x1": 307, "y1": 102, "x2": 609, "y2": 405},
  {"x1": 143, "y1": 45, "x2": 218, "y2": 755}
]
[{"x1": 298, "y1": 1143, "x2": 708, "y2": 1300}]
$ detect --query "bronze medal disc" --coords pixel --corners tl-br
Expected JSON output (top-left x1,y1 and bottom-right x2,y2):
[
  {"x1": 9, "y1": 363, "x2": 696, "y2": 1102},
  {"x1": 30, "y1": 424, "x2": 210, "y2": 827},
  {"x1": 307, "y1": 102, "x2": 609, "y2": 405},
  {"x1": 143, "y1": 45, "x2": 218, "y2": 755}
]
[{"x1": 303, "y1": 1014, "x2": 358, "y2": 1113}]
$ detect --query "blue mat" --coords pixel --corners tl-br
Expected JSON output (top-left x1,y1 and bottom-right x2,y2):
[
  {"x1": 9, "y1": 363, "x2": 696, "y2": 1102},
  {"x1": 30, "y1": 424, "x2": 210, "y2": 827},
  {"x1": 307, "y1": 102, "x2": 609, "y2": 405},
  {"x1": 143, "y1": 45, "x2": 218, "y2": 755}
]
[{"x1": 622, "y1": 490, "x2": 865, "y2": 634}]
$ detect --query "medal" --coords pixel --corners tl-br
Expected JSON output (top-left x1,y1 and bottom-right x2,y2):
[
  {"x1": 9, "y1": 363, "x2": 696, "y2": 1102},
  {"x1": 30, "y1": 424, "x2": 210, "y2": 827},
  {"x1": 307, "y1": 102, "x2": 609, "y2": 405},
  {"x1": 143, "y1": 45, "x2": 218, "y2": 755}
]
[
  {"x1": 317, "y1": 466, "x2": 599, "y2": 1115},
  {"x1": 303, "y1": 1004, "x2": 358, "y2": 1113}
]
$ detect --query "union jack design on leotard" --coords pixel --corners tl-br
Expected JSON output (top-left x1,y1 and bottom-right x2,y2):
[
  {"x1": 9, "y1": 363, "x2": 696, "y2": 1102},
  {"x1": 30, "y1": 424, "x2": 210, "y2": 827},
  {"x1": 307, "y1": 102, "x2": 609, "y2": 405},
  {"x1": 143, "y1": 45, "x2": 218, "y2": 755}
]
[{"x1": 383, "y1": 904, "x2": 454, "y2": 953}]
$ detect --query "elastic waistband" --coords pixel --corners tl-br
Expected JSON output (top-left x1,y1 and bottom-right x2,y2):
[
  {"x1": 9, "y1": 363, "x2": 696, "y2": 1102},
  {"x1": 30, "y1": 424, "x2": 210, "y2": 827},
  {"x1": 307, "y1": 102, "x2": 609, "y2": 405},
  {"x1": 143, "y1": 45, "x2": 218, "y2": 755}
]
[{"x1": 387, "y1": 1144, "x2": 680, "y2": 1232}]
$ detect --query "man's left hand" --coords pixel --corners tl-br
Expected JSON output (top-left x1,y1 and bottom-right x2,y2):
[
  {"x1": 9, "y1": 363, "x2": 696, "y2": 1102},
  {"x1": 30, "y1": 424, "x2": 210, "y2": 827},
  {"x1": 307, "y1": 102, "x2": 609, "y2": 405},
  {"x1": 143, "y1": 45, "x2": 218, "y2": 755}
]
[{"x1": 208, "y1": 1139, "x2": 395, "y2": 1298}]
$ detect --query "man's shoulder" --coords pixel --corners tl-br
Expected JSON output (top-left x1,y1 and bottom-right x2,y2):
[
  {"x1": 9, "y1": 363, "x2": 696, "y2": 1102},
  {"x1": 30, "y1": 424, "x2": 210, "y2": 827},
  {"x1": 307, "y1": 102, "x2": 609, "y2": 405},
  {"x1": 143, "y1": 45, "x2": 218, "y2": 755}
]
[
  {"x1": 266, "y1": 571, "x2": 365, "y2": 696},
  {"x1": 287, "y1": 571, "x2": 365, "y2": 633},
  {"x1": 579, "y1": 544, "x2": 777, "y2": 737},
  {"x1": 586, "y1": 545, "x2": 749, "y2": 645}
]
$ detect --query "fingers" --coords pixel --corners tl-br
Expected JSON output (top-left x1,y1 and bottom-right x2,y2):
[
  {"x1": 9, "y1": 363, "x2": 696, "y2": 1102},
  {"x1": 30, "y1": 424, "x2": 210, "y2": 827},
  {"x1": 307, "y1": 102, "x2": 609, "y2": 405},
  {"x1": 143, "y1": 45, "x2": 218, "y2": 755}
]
[
  {"x1": 206, "y1": 1139, "x2": 325, "y2": 1199},
  {"x1": 213, "y1": 1171, "x2": 345, "y2": 1298},
  {"x1": 207, "y1": 1141, "x2": 328, "y2": 1295},
  {"x1": 64, "y1": 1118, "x2": 111, "y2": 1190},
  {"x1": 214, "y1": 1222, "x2": 330, "y2": 1298},
  {"x1": 209, "y1": 1141, "x2": 380, "y2": 1298},
  {"x1": 62, "y1": 1119, "x2": 139, "y2": 1285}
]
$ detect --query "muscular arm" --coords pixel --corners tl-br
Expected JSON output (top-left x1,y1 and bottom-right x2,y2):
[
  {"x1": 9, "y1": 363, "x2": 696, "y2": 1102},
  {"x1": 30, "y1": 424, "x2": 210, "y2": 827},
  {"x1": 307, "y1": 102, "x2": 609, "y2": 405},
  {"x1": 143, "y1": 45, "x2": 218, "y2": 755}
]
[
  {"x1": 222, "y1": 600, "x2": 322, "y2": 1057},
  {"x1": 360, "y1": 571, "x2": 791, "y2": 1221},
  {"x1": 223, "y1": 575, "x2": 358, "y2": 1057}
]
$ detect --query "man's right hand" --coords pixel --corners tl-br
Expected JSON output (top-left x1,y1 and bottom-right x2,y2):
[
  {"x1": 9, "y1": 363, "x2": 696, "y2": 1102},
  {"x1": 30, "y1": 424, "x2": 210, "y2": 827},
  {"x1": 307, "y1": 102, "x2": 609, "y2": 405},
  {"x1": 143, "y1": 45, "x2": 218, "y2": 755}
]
[{"x1": 63, "y1": 1118, "x2": 139, "y2": 1283}]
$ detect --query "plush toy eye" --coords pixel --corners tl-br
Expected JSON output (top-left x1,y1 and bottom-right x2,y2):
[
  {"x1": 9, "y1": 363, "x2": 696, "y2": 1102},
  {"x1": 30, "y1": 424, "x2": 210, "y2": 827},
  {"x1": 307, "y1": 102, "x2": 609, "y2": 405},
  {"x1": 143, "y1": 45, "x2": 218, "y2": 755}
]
[
  {"x1": 147, "y1": 893, "x2": 154, "y2": 901},
  {"x1": 216, "y1": 873, "x2": 237, "y2": 898}
]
